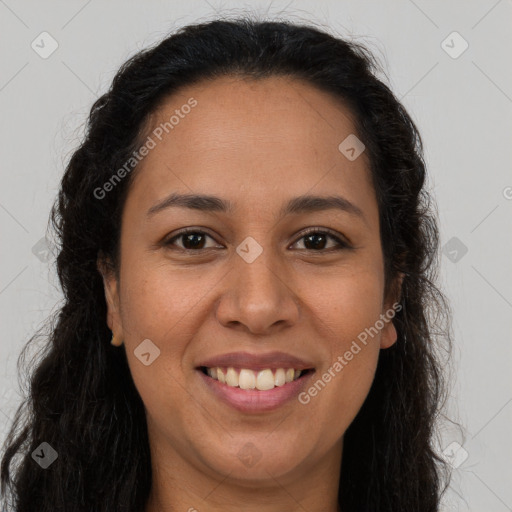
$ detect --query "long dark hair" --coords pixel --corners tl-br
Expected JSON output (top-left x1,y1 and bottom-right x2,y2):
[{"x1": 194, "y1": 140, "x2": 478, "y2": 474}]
[{"x1": 1, "y1": 16, "x2": 452, "y2": 511}]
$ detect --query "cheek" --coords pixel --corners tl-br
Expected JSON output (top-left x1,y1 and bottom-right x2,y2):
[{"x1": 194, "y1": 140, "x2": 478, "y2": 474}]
[
  {"x1": 118, "y1": 255, "x2": 206, "y2": 343},
  {"x1": 117, "y1": 269, "x2": 199, "y2": 445},
  {"x1": 307, "y1": 265, "x2": 385, "y2": 348},
  {"x1": 296, "y1": 338, "x2": 380, "y2": 455},
  {"x1": 115, "y1": 258, "x2": 197, "y2": 402},
  {"x1": 296, "y1": 267, "x2": 384, "y2": 430}
]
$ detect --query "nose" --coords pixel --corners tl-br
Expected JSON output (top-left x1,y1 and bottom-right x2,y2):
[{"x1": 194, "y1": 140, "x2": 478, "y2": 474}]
[{"x1": 215, "y1": 249, "x2": 301, "y2": 336}]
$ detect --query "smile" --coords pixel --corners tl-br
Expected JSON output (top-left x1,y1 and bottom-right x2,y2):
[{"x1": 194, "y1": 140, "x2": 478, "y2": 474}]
[
  {"x1": 200, "y1": 366, "x2": 310, "y2": 390},
  {"x1": 197, "y1": 366, "x2": 315, "y2": 413}
]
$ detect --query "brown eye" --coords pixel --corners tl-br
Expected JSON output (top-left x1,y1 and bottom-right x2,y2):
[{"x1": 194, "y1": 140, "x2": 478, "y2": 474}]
[
  {"x1": 164, "y1": 228, "x2": 350, "y2": 253},
  {"x1": 165, "y1": 230, "x2": 219, "y2": 251},
  {"x1": 292, "y1": 229, "x2": 350, "y2": 251}
]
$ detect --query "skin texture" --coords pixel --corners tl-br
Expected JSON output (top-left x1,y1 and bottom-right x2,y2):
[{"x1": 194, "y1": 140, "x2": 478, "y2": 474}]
[{"x1": 100, "y1": 75, "x2": 401, "y2": 512}]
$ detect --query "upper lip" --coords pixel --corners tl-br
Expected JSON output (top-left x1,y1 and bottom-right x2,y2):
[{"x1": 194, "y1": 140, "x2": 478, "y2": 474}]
[{"x1": 197, "y1": 351, "x2": 315, "y2": 371}]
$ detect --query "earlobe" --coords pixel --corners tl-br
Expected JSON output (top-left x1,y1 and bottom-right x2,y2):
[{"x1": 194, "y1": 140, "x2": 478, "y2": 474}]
[
  {"x1": 380, "y1": 321, "x2": 398, "y2": 349},
  {"x1": 97, "y1": 257, "x2": 123, "y2": 339},
  {"x1": 379, "y1": 272, "x2": 405, "y2": 350}
]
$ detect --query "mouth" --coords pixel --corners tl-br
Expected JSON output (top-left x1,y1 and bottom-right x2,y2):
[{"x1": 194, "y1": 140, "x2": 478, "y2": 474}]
[
  {"x1": 195, "y1": 350, "x2": 316, "y2": 413},
  {"x1": 196, "y1": 364, "x2": 316, "y2": 413},
  {"x1": 198, "y1": 366, "x2": 314, "y2": 390}
]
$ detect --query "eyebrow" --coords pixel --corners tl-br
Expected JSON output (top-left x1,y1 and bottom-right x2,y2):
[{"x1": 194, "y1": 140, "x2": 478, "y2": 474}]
[{"x1": 147, "y1": 192, "x2": 366, "y2": 223}]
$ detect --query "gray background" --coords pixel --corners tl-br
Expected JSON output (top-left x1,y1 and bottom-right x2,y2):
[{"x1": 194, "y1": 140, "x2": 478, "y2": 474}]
[{"x1": 1, "y1": 1, "x2": 511, "y2": 510}]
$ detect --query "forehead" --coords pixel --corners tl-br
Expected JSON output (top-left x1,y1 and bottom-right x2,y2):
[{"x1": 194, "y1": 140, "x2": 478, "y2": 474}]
[{"x1": 126, "y1": 75, "x2": 377, "y2": 223}]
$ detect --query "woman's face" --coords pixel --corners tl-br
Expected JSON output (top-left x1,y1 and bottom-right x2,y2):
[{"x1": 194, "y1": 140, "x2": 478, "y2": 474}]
[{"x1": 102, "y1": 75, "x2": 400, "y2": 488}]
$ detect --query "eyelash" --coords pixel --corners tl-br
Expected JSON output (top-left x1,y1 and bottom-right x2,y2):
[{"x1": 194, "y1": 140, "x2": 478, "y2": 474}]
[{"x1": 163, "y1": 227, "x2": 351, "y2": 253}]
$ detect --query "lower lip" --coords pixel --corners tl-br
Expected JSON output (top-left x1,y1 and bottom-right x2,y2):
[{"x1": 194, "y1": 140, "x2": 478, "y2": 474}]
[{"x1": 197, "y1": 369, "x2": 314, "y2": 413}]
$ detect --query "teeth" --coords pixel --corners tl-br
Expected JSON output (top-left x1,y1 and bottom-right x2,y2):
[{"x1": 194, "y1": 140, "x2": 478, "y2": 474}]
[
  {"x1": 204, "y1": 366, "x2": 305, "y2": 390},
  {"x1": 256, "y1": 369, "x2": 275, "y2": 391},
  {"x1": 239, "y1": 369, "x2": 256, "y2": 390},
  {"x1": 274, "y1": 368, "x2": 286, "y2": 387},
  {"x1": 225, "y1": 367, "x2": 238, "y2": 387}
]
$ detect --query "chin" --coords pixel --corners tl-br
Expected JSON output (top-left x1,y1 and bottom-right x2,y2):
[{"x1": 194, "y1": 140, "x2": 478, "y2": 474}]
[{"x1": 200, "y1": 437, "x2": 309, "y2": 483}]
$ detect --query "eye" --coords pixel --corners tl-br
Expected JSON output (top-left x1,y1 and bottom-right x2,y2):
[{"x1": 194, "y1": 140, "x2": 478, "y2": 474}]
[
  {"x1": 164, "y1": 229, "x2": 221, "y2": 251},
  {"x1": 163, "y1": 228, "x2": 350, "y2": 253},
  {"x1": 291, "y1": 228, "x2": 350, "y2": 252}
]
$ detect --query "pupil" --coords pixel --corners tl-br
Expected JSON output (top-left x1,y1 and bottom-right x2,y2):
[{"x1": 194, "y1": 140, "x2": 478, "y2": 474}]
[
  {"x1": 183, "y1": 233, "x2": 204, "y2": 249},
  {"x1": 304, "y1": 233, "x2": 326, "y2": 250}
]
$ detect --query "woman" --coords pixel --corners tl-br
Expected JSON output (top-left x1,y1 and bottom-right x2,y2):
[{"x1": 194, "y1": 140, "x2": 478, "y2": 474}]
[{"x1": 1, "y1": 17, "x2": 452, "y2": 512}]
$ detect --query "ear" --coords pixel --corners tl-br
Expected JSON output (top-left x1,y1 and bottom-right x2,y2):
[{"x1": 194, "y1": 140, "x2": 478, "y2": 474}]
[
  {"x1": 379, "y1": 272, "x2": 405, "y2": 350},
  {"x1": 97, "y1": 255, "x2": 123, "y2": 341}
]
